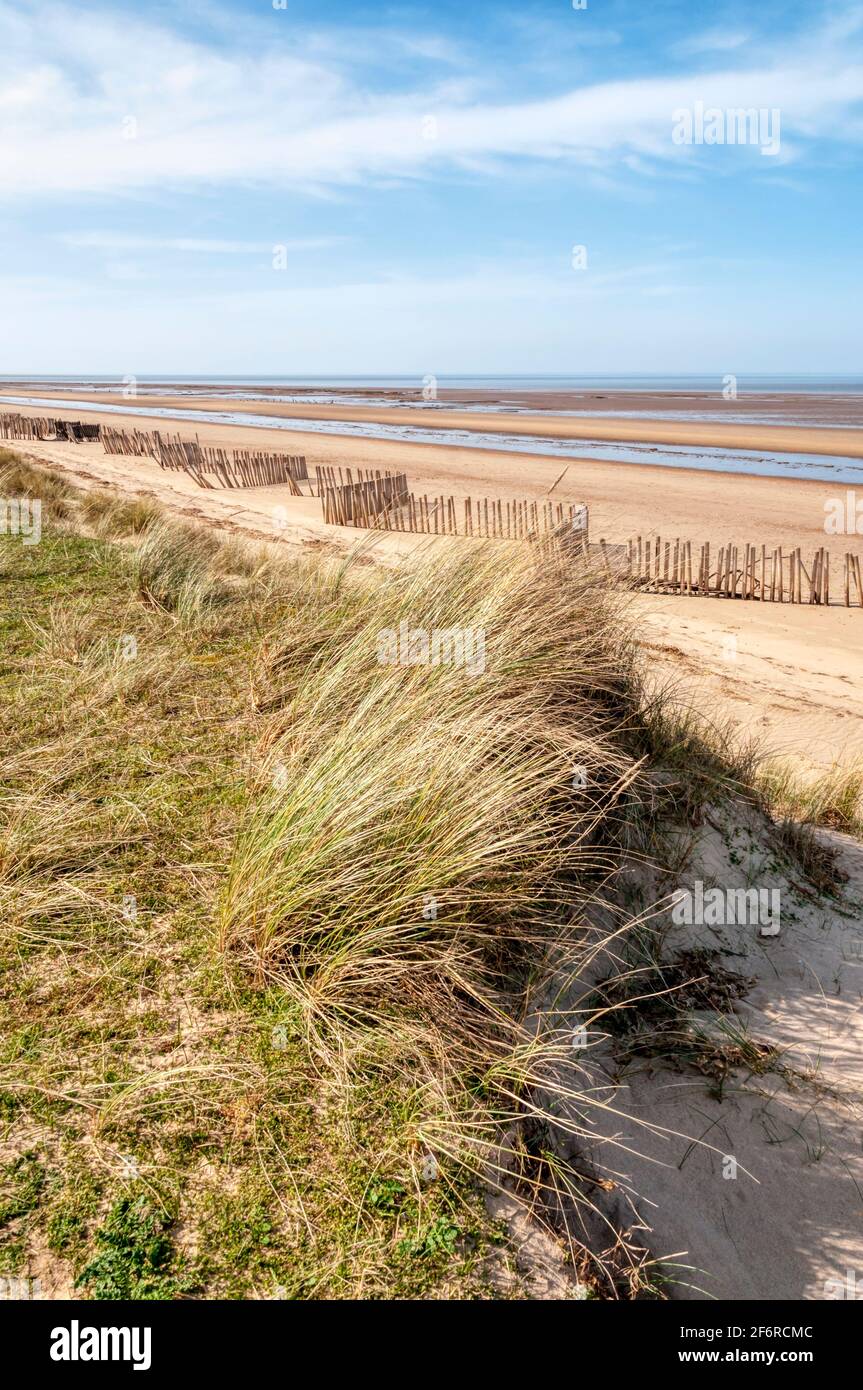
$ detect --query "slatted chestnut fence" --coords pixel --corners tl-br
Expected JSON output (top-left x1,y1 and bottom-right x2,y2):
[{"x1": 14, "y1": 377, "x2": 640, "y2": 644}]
[
  {"x1": 320, "y1": 470, "x2": 409, "y2": 524},
  {"x1": 149, "y1": 433, "x2": 205, "y2": 473},
  {"x1": 321, "y1": 478, "x2": 590, "y2": 542},
  {"x1": 100, "y1": 425, "x2": 160, "y2": 456},
  {"x1": 313, "y1": 465, "x2": 403, "y2": 501},
  {"x1": 0, "y1": 412, "x2": 52, "y2": 440},
  {"x1": 624, "y1": 536, "x2": 863, "y2": 606},
  {"x1": 58, "y1": 421, "x2": 101, "y2": 441},
  {"x1": 198, "y1": 447, "x2": 305, "y2": 492},
  {"x1": 456, "y1": 498, "x2": 588, "y2": 541},
  {"x1": 0, "y1": 412, "x2": 100, "y2": 442},
  {"x1": 236, "y1": 449, "x2": 306, "y2": 481},
  {"x1": 99, "y1": 427, "x2": 307, "y2": 491}
]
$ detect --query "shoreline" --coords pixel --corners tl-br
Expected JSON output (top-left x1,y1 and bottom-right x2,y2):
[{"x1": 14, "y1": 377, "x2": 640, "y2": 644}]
[
  {"x1": 5, "y1": 398, "x2": 861, "y2": 558},
  {"x1": 3, "y1": 387, "x2": 863, "y2": 460}
]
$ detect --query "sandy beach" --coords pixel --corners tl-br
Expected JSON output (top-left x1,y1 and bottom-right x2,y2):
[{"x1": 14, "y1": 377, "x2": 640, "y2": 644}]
[
  {"x1": 6, "y1": 397, "x2": 862, "y2": 778},
  {"x1": 5, "y1": 386, "x2": 863, "y2": 459},
  {"x1": 6, "y1": 397, "x2": 861, "y2": 549}
]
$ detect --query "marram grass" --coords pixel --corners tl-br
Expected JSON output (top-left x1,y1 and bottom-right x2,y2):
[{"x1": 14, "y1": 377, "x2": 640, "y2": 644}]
[
  {"x1": 4, "y1": 450, "x2": 825, "y2": 1298},
  {"x1": 218, "y1": 539, "x2": 657, "y2": 1242}
]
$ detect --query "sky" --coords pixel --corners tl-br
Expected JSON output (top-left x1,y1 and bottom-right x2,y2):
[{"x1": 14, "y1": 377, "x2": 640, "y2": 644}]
[{"x1": 1, "y1": 0, "x2": 862, "y2": 375}]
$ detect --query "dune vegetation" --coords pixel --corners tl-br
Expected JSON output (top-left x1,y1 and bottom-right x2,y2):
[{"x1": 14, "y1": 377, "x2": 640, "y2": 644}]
[{"x1": 0, "y1": 450, "x2": 848, "y2": 1300}]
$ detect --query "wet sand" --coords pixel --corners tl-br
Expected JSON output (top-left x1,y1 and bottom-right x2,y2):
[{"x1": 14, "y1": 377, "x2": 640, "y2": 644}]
[
  {"x1": 3, "y1": 387, "x2": 863, "y2": 459},
  {"x1": 5, "y1": 381, "x2": 863, "y2": 424}
]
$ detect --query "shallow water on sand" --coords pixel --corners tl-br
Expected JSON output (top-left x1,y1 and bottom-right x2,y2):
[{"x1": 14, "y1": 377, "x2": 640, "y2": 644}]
[{"x1": 5, "y1": 394, "x2": 863, "y2": 486}]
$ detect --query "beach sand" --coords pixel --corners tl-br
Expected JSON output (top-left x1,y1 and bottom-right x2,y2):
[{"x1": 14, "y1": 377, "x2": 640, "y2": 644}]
[
  {"x1": 7, "y1": 400, "x2": 863, "y2": 775},
  {"x1": 4, "y1": 386, "x2": 863, "y2": 458}
]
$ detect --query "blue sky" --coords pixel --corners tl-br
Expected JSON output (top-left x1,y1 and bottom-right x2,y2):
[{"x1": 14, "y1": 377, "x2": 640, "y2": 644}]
[{"x1": 1, "y1": 0, "x2": 862, "y2": 374}]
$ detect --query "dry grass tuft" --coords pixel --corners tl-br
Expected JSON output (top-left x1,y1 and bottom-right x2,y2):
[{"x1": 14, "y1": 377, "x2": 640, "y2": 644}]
[
  {"x1": 79, "y1": 490, "x2": 163, "y2": 538},
  {"x1": 216, "y1": 538, "x2": 671, "y2": 1289},
  {"x1": 758, "y1": 757, "x2": 863, "y2": 837}
]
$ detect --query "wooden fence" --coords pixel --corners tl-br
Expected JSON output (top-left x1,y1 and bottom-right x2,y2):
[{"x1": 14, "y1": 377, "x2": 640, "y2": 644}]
[
  {"x1": 100, "y1": 426, "x2": 306, "y2": 491},
  {"x1": 320, "y1": 469, "x2": 409, "y2": 524},
  {"x1": 11, "y1": 410, "x2": 855, "y2": 606},
  {"x1": 313, "y1": 465, "x2": 401, "y2": 500},
  {"x1": 150, "y1": 433, "x2": 203, "y2": 473},
  {"x1": 100, "y1": 425, "x2": 159, "y2": 456},
  {"x1": 58, "y1": 421, "x2": 101, "y2": 441},
  {"x1": 321, "y1": 478, "x2": 590, "y2": 542},
  {"x1": 0, "y1": 412, "x2": 53, "y2": 441},
  {"x1": 197, "y1": 446, "x2": 306, "y2": 492},
  {"x1": 0, "y1": 412, "x2": 100, "y2": 442},
  {"x1": 623, "y1": 535, "x2": 863, "y2": 606}
]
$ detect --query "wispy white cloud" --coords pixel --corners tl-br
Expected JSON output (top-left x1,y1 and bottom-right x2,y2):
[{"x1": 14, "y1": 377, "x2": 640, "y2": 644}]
[{"x1": 0, "y1": 2, "x2": 861, "y2": 202}]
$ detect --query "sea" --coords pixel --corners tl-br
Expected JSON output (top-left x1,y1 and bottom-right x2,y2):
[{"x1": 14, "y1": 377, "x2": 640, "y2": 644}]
[{"x1": 1, "y1": 374, "x2": 862, "y2": 394}]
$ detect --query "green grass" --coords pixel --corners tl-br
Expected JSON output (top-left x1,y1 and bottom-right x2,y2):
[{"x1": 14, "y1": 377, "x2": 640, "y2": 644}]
[
  {"x1": 0, "y1": 1150, "x2": 46, "y2": 1274},
  {"x1": 75, "y1": 1195, "x2": 189, "y2": 1301},
  {"x1": 0, "y1": 454, "x2": 535, "y2": 1299},
  {"x1": 1, "y1": 449, "x2": 847, "y2": 1301}
]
